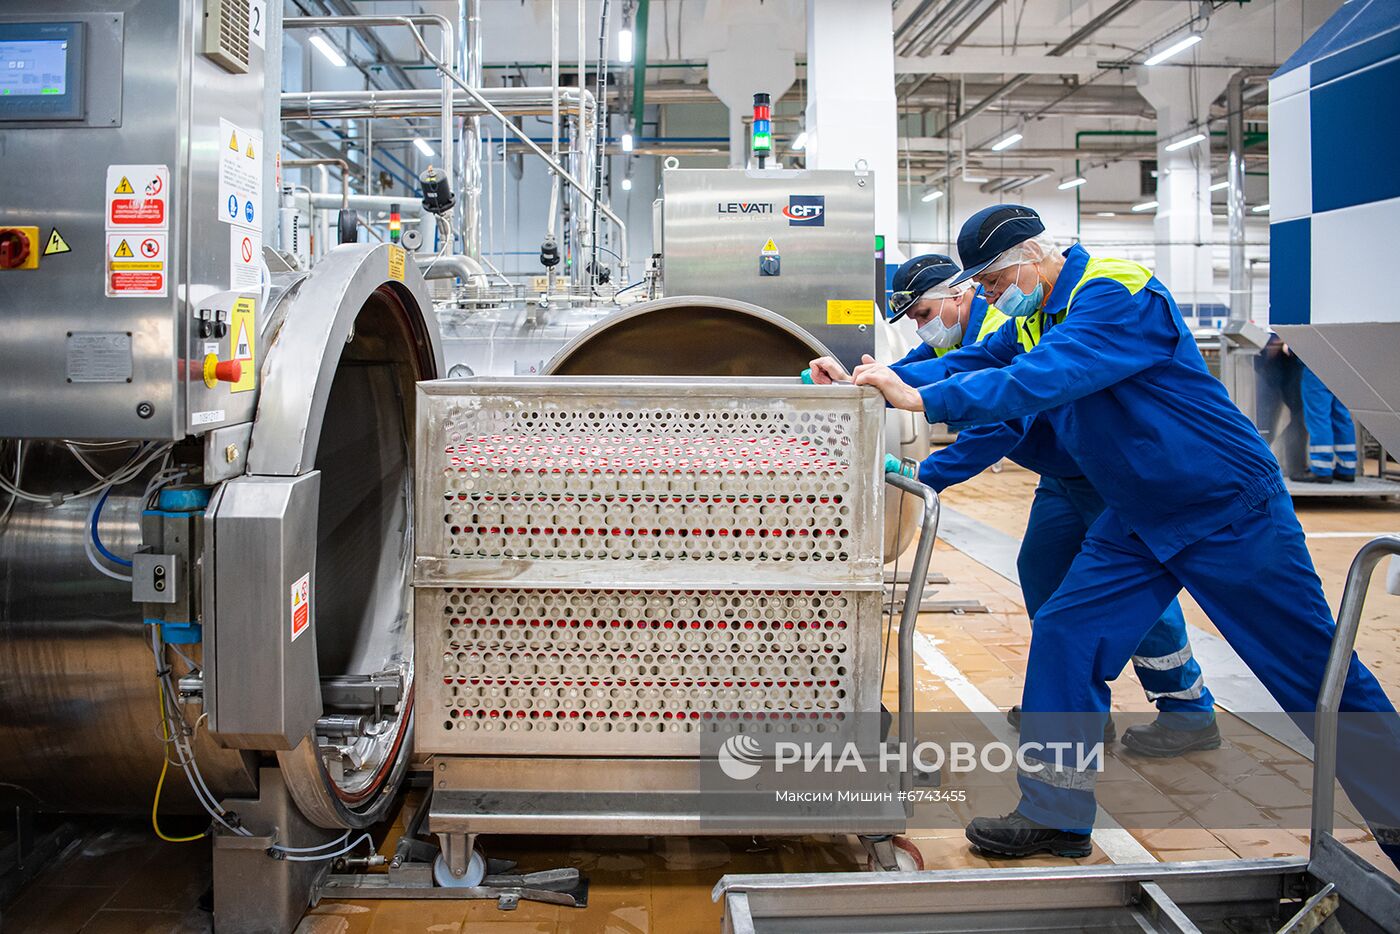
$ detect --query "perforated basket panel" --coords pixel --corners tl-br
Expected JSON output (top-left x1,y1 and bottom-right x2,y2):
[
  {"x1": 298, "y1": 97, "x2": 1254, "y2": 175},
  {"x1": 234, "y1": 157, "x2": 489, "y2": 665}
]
[
  {"x1": 412, "y1": 377, "x2": 888, "y2": 757},
  {"x1": 414, "y1": 378, "x2": 886, "y2": 587},
  {"x1": 415, "y1": 587, "x2": 883, "y2": 755}
]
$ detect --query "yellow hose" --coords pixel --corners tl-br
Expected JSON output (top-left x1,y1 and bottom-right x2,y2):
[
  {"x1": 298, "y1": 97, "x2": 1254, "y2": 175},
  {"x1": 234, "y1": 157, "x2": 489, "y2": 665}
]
[{"x1": 152, "y1": 679, "x2": 205, "y2": 843}]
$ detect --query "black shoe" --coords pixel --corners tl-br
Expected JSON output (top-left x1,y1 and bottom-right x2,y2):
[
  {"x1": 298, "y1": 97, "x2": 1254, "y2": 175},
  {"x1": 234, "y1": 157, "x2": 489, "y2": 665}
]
[
  {"x1": 1006, "y1": 706, "x2": 1117, "y2": 743},
  {"x1": 1291, "y1": 472, "x2": 1333, "y2": 484},
  {"x1": 1120, "y1": 717, "x2": 1221, "y2": 758},
  {"x1": 1335, "y1": 473, "x2": 1356, "y2": 483},
  {"x1": 966, "y1": 810, "x2": 1093, "y2": 859}
]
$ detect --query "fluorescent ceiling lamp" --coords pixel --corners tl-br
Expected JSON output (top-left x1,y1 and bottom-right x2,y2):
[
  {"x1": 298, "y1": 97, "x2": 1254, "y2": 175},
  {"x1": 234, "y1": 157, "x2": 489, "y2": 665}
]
[
  {"x1": 920, "y1": 189, "x2": 944, "y2": 203},
  {"x1": 1058, "y1": 176, "x2": 1087, "y2": 190},
  {"x1": 792, "y1": 131, "x2": 807, "y2": 152},
  {"x1": 617, "y1": 28, "x2": 634, "y2": 63},
  {"x1": 621, "y1": 177, "x2": 633, "y2": 191},
  {"x1": 309, "y1": 35, "x2": 347, "y2": 68},
  {"x1": 1143, "y1": 32, "x2": 1202, "y2": 67},
  {"x1": 1251, "y1": 202, "x2": 1270, "y2": 213},
  {"x1": 1209, "y1": 180, "x2": 1229, "y2": 192},
  {"x1": 1095, "y1": 211, "x2": 1117, "y2": 217},
  {"x1": 413, "y1": 137, "x2": 435, "y2": 158},
  {"x1": 991, "y1": 132, "x2": 1023, "y2": 152},
  {"x1": 963, "y1": 174, "x2": 989, "y2": 184},
  {"x1": 1164, "y1": 132, "x2": 1207, "y2": 153},
  {"x1": 621, "y1": 132, "x2": 634, "y2": 152},
  {"x1": 1131, "y1": 200, "x2": 1158, "y2": 212}
]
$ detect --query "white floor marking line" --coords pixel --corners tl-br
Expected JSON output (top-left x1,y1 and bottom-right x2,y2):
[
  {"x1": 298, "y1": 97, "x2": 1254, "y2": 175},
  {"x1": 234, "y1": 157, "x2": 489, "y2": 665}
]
[{"x1": 908, "y1": 626, "x2": 1158, "y2": 865}]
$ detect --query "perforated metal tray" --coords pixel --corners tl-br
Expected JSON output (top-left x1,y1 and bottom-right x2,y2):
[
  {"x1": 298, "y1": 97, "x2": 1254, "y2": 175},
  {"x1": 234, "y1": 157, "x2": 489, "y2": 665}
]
[{"x1": 413, "y1": 377, "x2": 886, "y2": 756}]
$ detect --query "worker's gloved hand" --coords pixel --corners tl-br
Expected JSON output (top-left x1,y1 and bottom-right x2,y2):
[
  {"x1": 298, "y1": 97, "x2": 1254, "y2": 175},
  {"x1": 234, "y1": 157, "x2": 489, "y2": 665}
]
[
  {"x1": 883, "y1": 454, "x2": 916, "y2": 478},
  {"x1": 854, "y1": 363, "x2": 923, "y2": 412},
  {"x1": 806, "y1": 356, "x2": 851, "y2": 385}
]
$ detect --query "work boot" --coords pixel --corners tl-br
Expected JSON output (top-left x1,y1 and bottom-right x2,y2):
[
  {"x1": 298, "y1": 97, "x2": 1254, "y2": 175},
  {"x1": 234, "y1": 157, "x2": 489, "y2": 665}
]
[
  {"x1": 1120, "y1": 716, "x2": 1221, "y2": 758},
  {"x1": 1335, "y1": 472, "x2": 1356, "y2": 483},
  {"x1": 1006, "y1": 706, "x2": 1117, "y2": 743},
  {"x1": 966, "y1": 810, "x2": 1093, "y2": 859},
  {"x1": 1292, "y1": 472, "x2": 1333, "y2": 484}
]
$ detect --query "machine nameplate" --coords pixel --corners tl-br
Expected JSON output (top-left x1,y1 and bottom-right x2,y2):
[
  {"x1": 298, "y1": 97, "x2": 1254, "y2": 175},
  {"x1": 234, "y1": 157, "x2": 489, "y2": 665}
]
[{"x1": 65, "y1": 331, "x2": 131, "y2": 383}]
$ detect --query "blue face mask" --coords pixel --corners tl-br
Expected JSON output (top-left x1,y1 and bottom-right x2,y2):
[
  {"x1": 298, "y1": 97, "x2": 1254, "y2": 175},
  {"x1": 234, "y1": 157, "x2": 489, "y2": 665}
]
[{"x1": 998, "y1": 279, "x2": 1044, "y2": 317}]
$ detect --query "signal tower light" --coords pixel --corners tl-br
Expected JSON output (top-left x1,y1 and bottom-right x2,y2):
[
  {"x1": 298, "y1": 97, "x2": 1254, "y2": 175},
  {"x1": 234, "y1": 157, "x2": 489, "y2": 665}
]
[{"x1": 752, "y1": 92, "x2": 772, "y2": 168}]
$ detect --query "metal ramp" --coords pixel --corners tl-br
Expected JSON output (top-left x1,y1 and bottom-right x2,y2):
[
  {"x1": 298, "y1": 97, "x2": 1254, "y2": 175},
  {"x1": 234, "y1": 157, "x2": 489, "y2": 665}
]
[{"x1": 713, "y1": 536, "x2": 1400, "y2": 934}]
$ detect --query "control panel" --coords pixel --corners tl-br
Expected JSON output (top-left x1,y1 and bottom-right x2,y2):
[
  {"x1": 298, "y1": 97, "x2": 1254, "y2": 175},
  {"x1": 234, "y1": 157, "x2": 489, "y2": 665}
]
[
  {"x1": 0, "y1": 21, "x2": 85, "y2": 122},
  {"x1": 186, "y1": 290, "x2": 259, "y2": 435}
]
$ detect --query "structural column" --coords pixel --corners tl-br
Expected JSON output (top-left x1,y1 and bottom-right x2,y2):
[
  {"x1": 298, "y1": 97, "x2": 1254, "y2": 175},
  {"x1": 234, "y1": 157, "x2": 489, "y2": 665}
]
[
  {"x1": 1136, "y1": 65, "x2": 1230, "y2": 316},
  {"x1": 806, "y1": 0, "x2": 900, "y2": 256}
]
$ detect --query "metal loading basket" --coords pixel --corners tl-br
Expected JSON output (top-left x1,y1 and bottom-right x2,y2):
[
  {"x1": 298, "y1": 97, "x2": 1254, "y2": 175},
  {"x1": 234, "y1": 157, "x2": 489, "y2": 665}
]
[{"x1": 413, "y1": 377, "x2": 887, "y2": 757}]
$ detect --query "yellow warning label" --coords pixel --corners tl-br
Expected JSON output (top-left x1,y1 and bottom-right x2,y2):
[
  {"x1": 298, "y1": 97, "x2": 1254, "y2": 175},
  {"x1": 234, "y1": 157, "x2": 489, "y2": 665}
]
[
  {"x1": 826, "y1": 299, "x2": 876, "y2": 326},
  {"x1": 388, "y1": 245, "x2": 406, "y2": 282},
  {"x1": 761, "y1": 238, "x2": 779, "y2": 254},
  {"x1": 246, "y1": 141, "x2": 255, "y2": 159},
  {"x1": 44, "y1": 228, "x2": 72, "y2": 256},
  {"x1": 110, "y1": 262, "x2": 162, "y2": 271},
  {"x1": 113, "y1": 239, "x2": 134, "y2": 258},
  {"x1": 229, "y1": 297, "x2": 257, "y2": 394},
  {"x1": 113, "y1": 176, "x2": 135, "y2": 195},
  {"x1": 228, "y1": 129, "x2": 240, "y2": 152}
]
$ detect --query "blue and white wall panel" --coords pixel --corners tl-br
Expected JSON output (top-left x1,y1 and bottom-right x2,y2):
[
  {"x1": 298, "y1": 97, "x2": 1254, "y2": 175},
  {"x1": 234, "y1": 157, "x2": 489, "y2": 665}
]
[{"x1": 1268, "y1": 0, "x2": 1400, "y2": 452}]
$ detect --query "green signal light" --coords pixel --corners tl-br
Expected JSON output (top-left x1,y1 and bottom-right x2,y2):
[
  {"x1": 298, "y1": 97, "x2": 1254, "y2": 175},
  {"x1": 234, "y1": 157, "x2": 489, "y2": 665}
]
[{"x1": 752, "y1": 131, "x2": 772, "y2": 152}]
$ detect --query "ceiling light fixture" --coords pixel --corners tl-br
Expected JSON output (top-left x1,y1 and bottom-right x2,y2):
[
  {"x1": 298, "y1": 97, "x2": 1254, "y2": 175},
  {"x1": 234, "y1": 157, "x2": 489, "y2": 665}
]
[
  {"x1": 1209, "y1": 180, "x2": 1229, "y2": 192},
  {"x1": 621, "y1": 132, "x2": 634, "y2": 152},
  {"x1": 1251, "y1": 202, "x2": 1270, "y2": 213},
  {"x1": 309, "y1": 35, "x2": 347, "y2": 68},
  {"x1": 1131, "y1": 200, "x2": 1159, "y2": 212},
  {"x1": 1144, "y1": 32, "x2": 1202, "y2": 67},
  {"x1": 920, "y1": 188, "x2": 944, "y2": 203},
  {"x1": 413, "y1": 137, "x2": 435, "y2": 158},
  {"x1": 991, "y1": 131, "x2": 1023, "y2": 152},
  {"x1": 1164, "y1": 132, "x2": 1207, "y2": 153},
  {"x1": 617, "y1": 28, "x2": 634, "y2": 63},
  {"x1": 1058, "y1": 176, "x2": 1087, "y2": 190}
]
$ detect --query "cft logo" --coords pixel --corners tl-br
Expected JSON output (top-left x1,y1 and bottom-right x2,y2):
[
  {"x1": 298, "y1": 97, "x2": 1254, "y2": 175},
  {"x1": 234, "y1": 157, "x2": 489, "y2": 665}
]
[{"x1": 783, "y1": 195, "x2": 825, "y2": 227}]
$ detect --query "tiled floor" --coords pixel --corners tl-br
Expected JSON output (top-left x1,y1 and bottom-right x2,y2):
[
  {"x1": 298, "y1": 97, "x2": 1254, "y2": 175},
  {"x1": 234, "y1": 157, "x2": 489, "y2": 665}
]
[{"x1": 7, "y1": 462, "x2": 1398, "y2": 932}]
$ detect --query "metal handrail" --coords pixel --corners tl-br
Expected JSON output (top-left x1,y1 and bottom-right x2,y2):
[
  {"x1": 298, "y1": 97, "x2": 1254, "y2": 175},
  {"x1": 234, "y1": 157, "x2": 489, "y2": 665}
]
[
  {"x1": 883, "y1": 471, "x2": 941, "y2": 798},
  {"x1": 1310, "y1": 534, "x2": 1400, "y2": 855}
]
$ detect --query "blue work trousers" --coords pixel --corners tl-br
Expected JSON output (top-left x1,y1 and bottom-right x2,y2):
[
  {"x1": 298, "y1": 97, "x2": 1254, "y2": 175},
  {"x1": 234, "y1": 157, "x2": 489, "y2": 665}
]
[
  {"x1": 1019, "y1": 476, "x2": 1214, "y2": 720},
  {"x1": 1016, "y1": 491, "x2": 1400, "y2": 867},
  {"x1": 1300, "y1": 366, "x2": 1356, "y2": 478}
]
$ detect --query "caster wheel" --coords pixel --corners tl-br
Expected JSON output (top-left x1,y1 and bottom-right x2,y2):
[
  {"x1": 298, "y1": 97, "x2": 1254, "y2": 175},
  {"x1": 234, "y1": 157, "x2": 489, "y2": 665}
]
[
  {"x1": 433, "y1": 848, "x2": 487, "y2": 887},
  {"x1": 866, "y1": 836, "x2": 924, "y2": 872}
]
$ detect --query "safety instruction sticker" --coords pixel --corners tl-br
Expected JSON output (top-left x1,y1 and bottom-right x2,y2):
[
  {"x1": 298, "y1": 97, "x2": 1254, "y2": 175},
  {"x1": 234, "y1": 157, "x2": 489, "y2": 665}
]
[
  {"x1": 827, "y1": 299, "x2": 876, "y2": 326},
  {"x1": 761, "y1": 238, "x2": 780, "y2": 255},
  {"x1": 388, "y1": 244, "x2": 406, "y2": 282},
  {"x1": 230, "y1": 228, "x2": 262, "y2": 290},
  {"x1": 228, "y1": 296, "x2": 256, "y2": 393},
  {"x1": 106, "y1": 165, "x2": 170, "y2": 229},
  {"x1": 290, "y1": 572, "x2": 310, "y2": 642},
  {"x1": 218, "y1": 117, "x2": 263, "y2": 231},
  {"x1": 106, "y1": 233, "x2": 167, "y2": 297}
]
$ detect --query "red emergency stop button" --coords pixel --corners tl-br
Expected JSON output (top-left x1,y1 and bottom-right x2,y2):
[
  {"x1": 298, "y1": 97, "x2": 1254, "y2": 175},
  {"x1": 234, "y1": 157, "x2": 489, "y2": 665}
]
[
  {"x1": 202, "y1": 354, "x2": 243, "y2": 388},
  {"x1": 0, "y1": 229, "x2": 32, "y2": 269}
]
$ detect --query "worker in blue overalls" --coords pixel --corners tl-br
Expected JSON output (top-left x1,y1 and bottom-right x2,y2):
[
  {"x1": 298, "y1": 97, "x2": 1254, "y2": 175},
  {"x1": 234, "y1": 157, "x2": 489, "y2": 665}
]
[
  {"x1": 812, "y1": 254, "x2": 1220, "y2": 757},
  {"x1": 852, "y1": 206, "x2": 1400, "y2": 865}
]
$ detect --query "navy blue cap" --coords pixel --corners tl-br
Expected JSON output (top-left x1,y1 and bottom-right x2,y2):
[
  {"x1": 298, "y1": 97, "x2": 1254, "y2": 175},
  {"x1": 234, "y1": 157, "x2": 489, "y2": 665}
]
[
  {"x1": 887, "y1": 253, "x2": 961, "y2": 322},
  {"x1": 947, "y1": 204, "x2": 1045, "y2": 287}
]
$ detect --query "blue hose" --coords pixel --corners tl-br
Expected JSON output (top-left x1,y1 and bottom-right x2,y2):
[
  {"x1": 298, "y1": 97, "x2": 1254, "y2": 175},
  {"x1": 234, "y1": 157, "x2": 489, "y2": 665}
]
[{"x1": 91, "y1": 486, "x2": 132, "y2": 568}]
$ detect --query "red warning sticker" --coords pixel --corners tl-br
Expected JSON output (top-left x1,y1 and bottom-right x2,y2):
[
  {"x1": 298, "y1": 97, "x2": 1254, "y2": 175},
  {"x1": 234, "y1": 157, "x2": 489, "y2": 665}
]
[
  {"x1": 290, "y1": 572, "x2": 310, "y2": 642},
  {"x1": 106, "y1": 165, "x2": 170, "y2": 229},
  {"x1": 106, "y1": 233, "x2": 167, "y2": 297}
]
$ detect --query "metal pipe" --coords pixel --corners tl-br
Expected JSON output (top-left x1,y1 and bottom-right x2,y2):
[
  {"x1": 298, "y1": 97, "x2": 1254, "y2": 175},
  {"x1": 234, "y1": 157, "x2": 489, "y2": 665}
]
[
  {"x1": 298, "y1": 191, "x2": 423, "y2": 216},
  {"x1": 1309, "y1": 535, "x2": 1400, "y2": 855},
  {"x1": 943, "y1": 0, "x2": 1005, "y2": 55},
  {"x1": 281, "y1": 87, "x2": 596, "y2": 122},
  {"x1": 937, "y1": 0, "x2": 1140, "y2": 137},
  {"x1": 395, "y1": 19, "x2": 629, "y2": 283},
  {"x1": 883, "y1": 472, "x2": 940, "y2": 797},
  {"x1": 414, "y1": 253, "x2": 489, "y2": 287},
  {"x1": 282, "y1": 159, "x2": 352, "y2": 209},
  {"x1": 285, "y1": 15, "x2": 457, "y2": 237},
  {"x1": 1224, "y1": 69, "x2": 1273, "y2": 323},
  {"x1": 465, "y1": 0, "x2": 483, "y2": 259}
]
